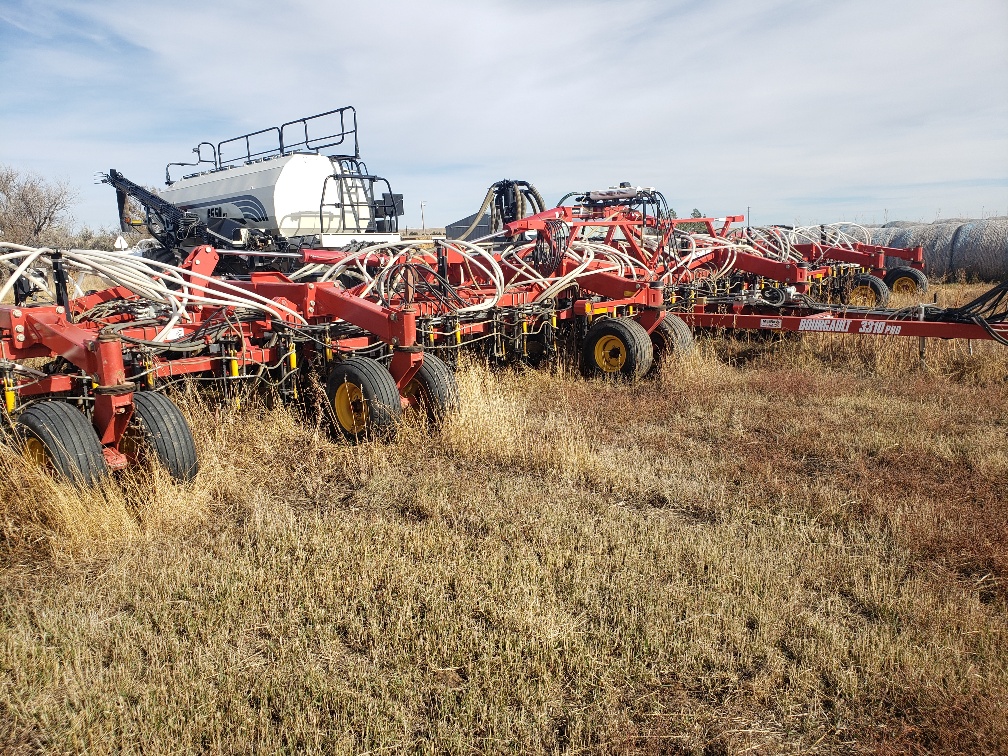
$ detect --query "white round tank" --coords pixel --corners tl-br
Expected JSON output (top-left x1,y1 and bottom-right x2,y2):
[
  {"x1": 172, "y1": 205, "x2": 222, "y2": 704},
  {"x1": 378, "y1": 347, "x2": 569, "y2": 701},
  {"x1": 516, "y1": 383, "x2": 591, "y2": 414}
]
[{"x1": 160, "y1": 153, "x2": 372, "y2": 239}]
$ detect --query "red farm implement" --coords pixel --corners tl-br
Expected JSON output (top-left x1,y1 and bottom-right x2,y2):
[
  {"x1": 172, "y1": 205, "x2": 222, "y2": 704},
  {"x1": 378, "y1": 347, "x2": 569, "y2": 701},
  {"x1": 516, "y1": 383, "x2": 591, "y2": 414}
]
[
  {"x1": 0, "y1": 241, "x2": 458, "y2": 484},
  {"x1": 445, "y1": 183, "x2": 1008, "y2": 366},
  {"x1": 3, "y1": 149, "x2": 1004, "y2": 486},
  {"x1": 536, "y1": 188, "x2": 927, "y2": 308}
]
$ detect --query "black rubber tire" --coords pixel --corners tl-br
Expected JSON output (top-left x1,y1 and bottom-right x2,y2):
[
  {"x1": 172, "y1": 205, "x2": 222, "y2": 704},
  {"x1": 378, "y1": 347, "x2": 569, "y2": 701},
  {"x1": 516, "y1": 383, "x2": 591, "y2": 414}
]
[
  {"x1": 523, "y1": 335, "x2": 551, "y2": 369},
  {"x1": 15, "y1": 401, "x2": 108, "y2": 486},
  {"x1": 648, "y1": 313, "x2": 694, "y2": 373},
  {"x1": 580, "y1": 317, "x2": 654, "y2": 381},
  {"x1": 884, "y1": 266, "x2": 928, "y2": 296},
  {"x1": 124, "y1": 392, "x2": 199, "y2": 482},
  {"x1": 404, "y1": 353, "x2": 458, "y2": 428},
  {"x1": 842, "y1": 273, "x2": 890, "y2": 309},
  {"x1": 326, "y1": 356, "x2": 403, "y2": 441},
  {"x1": 141, "y1": 244, "x2": 183, "y2": 267}
]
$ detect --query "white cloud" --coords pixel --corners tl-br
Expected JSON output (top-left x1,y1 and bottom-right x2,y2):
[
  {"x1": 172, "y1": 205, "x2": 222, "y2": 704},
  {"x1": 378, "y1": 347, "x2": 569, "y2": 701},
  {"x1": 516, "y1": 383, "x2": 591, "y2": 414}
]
[{"x1": 1, "y1": 0, "x2": 1006, "y2": 229}]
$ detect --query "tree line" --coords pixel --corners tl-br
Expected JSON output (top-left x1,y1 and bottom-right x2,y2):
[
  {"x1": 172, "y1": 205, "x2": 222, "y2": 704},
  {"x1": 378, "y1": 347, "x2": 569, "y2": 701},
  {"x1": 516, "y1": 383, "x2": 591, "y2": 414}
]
[{"x1": 0, "y1": 164, "x2": 119, "y2": 250}]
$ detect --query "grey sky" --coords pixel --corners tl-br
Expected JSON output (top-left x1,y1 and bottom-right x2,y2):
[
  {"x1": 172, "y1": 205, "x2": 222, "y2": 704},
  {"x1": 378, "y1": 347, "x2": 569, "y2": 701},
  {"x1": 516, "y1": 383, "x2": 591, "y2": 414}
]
[{"x1": 1, "y1": 0, "x2": 1006, "y2": 230}]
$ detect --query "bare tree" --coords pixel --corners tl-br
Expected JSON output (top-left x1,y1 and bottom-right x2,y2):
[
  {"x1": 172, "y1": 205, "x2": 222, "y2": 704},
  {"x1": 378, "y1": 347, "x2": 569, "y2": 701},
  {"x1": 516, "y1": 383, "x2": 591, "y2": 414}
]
[{"x1": 0, "y1": 164, "x2": 79, "y2": 245}]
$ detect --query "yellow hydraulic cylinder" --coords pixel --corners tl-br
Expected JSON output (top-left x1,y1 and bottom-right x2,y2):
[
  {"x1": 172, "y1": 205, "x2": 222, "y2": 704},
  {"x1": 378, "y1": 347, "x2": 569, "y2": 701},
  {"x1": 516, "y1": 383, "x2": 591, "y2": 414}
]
[
  {"x1": 288, "y1": 348, "x2": 299, "y2": 400},
  {"x1": 3, "y1": 378, "x2": 15, "y2": 414}
]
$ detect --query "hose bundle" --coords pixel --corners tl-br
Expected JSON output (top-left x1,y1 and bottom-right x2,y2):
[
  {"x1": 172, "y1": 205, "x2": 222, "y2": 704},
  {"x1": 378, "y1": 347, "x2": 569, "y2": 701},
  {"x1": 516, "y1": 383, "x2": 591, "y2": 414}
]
[
  {"x1": 531, "y1": 219, "x2": 569, "y2": 276},
  {"x1": 453, "y1": 180, "x2": 546, "y2": 241},
  {"x1": 0, "y1": 242, "x2": 307, "y2": 347},
  {"x1": 943, "y1": 280, "x2": 1008, "y2": 345}
]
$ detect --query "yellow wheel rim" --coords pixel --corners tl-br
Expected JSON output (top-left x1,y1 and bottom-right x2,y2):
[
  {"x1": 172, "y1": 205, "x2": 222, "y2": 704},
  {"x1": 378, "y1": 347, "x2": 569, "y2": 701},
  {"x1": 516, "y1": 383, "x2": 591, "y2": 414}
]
[
  {"x1": 24, "y1": 436, "x2": 49, "y2": 467},
  {"x1": 594, "y1": 334, "x2": 627, "y2": 373},
  {"x1": 848, "y1": 284, "x2": 876, "y2": 307},
  {"x1": 334, "y1": 382, "x2": 368, "y2": 434},
  {"x1": 892, "y1": 276, "x2": 919, "y2": 295}
]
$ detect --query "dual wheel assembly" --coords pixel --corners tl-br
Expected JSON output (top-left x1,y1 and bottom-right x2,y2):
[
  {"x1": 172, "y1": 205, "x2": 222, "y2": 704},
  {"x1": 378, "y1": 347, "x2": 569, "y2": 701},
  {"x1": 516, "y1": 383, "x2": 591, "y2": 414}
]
[
  {"x1": 884, "y1": 266, "x2": 929, "y2": 297},
  {"x1": 579, "y1": 313, "x2": 694, "y2": 381},
  {"x1": 13, "y1": 393, "x2": 198, "y2": 487},
  {"x1": 325, "y1": 353, "x2": 458, "y2": 440},
  {"x1": 10, "y1": 353, "x2": 462, "y2": 484},
  {"x1": 841, "y1": 267, "x2": 928, "y2": 309}
]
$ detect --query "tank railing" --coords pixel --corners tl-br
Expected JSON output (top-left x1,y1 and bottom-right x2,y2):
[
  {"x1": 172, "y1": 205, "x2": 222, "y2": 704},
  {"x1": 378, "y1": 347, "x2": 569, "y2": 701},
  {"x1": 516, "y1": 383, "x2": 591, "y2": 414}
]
[
  {"x1": 166, "y1": 143, "x2": 219, "y2": 185},
  {"x1": 171, "y1": 107, "x2": 361, "y2": 176},
  {"x1": 217, "y1": 127, "x2": 283, "y2": 169},
  {"x1": 319, "y1": 172, "x2": 401, "y2": 235},
  {"x1": 332, "y1": 157, "x2": 369, "y2": 175},
  {"x1": 329, "y1": 160, "x2": 389, "y2": 231},
  {"x1": 281, "y1": 106, "x2": 359, "y2": 159},
  {"x1": 320, "y1": 173, "x2": 372, "y2": 234}
]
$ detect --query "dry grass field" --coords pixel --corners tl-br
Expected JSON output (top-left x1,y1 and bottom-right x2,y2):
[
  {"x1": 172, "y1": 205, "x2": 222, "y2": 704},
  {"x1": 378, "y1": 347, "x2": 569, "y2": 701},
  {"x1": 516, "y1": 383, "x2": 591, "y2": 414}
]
[{"x1": 1, "y1": 283, "x2": 1006, "y2": 754}]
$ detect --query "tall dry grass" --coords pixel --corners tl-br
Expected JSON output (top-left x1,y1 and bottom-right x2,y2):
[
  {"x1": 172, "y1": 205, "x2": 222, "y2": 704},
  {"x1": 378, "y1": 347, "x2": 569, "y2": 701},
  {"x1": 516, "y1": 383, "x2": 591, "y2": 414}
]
[{"x1": 1, "y1": 301, "x2": 1007, "y2": 754}]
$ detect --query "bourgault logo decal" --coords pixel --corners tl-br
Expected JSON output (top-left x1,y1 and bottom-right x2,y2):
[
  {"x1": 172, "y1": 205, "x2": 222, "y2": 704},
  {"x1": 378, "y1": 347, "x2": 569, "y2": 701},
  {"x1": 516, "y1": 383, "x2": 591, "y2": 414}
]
[
  {"x1": 799, "y1": 318, "x2": 853, "y2": 332},
  {"x1": 798, "y1": 318, "x2": 904, "y2": 335}
]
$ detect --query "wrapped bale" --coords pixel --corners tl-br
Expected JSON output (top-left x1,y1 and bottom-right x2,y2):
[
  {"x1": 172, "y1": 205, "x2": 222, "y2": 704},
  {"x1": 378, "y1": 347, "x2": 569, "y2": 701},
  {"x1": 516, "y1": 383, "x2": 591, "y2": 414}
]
[
  {"x1": 887, "y1": 227, "x2": 918, "y2": 249},
  {"x1": 874, "y1": 226, "x2": 923, "y2": 267},
  {"x1": 871, "y1": 226, "x2": 902, "y2": 247},
  {"x1": 950, "y1": 219, "x2": 1008, "y2": 281},
  {"x1": 910, "y1": 223, "x2": 961, "y2": 278},
  {"x1": 871, "y1": 221, "x2": 987, "y2": 278}
]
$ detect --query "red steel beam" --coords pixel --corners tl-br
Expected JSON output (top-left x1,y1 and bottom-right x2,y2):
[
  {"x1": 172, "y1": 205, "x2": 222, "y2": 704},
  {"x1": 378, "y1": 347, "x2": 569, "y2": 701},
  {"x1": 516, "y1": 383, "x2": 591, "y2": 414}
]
[{"x1": 681, "y1": 309, "x2": 1005, "y2": 341}]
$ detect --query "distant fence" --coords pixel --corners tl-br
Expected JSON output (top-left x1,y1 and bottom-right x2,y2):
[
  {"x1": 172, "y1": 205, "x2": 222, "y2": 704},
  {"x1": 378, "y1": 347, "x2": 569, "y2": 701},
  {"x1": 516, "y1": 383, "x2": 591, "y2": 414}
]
[{"x1": 870, "y1": 218, "x2": 1008, "y2": 280}]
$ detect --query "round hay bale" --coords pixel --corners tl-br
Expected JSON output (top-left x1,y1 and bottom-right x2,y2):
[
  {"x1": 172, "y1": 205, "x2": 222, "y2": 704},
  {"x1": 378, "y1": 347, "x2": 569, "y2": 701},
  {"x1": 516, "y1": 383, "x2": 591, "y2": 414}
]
[
  {"x1": 883, "y1": 220, "x2": 917, "y2": 228},
  {"x1": 872, "y1": 223, "x2": 968, "y2": 278},
  {"x1": 871, "y1": 226, "x2": 902, "y2": 247},
  {"x1": 950, "y1": 219, "x2": 1008, "y2": 281},
  {"x1": 910, "y1": 223, "x2": 960, "y2": 278},
  {"x1": 880, "y1": 226, "x2": 920, "y2": 258},
  {"x1": 891, "y1": 227, "x2": 919, "y2": 247}
]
